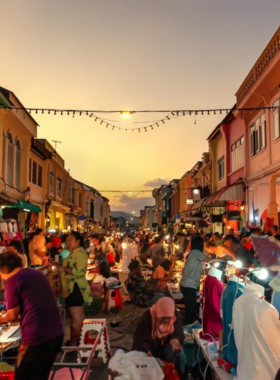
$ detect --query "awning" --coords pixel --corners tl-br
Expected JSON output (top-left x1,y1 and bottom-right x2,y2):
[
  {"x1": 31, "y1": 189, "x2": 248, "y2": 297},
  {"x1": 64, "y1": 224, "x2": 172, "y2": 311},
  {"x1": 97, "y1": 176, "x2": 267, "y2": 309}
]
[
  {"x1": 17, "y1": 201, "x2": 42, "y2": 212},
  {"x1": 0, "y1": 193, "x2": 18, "y2": 206},
  {"x1": 192, "y1": 197, "x2": 207, "y2": 210},
  {"x1": 204, "y1": 182, "x2": 245, "y2": 206},
  {"x1": 185, "y1": 216, "x2": 202, "y2": 221}
]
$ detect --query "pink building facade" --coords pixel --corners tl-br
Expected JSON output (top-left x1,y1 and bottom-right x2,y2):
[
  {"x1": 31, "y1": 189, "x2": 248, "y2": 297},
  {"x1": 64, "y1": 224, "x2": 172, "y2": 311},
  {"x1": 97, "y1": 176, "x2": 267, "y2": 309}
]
[{"x1": 235, "y1": 26, "x2": 280, "y2": 227}]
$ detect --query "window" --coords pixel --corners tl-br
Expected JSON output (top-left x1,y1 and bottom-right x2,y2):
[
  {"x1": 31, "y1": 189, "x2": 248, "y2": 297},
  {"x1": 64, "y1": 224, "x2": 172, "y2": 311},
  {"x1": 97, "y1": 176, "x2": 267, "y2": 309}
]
[
  {"x1": 32, "y1": 161, "x2": 37, "y2": 184},
  {"x1": 50, "y1": 171, "x2": 54, "y2": 194},
  {"x1": 231, "y1": 136, "x2": 244, "y2": 172},
  {"x1": 68, "y1": 183, "x2": 74, "y2": 204},
  {"x1": 15, "y1": 140, "x2": 21, "y2": 189},
  {"x1": 218, "y1": 156, "x2": 224, "y2": 180},
  {"x1": 250, "y1": 113, "x2": 266, "y2": 156},
  {"x1": 2, "y1": 131, "x2": 5, "y2": 179},
  {"x1": 38, "y1": 165, "x2": 42, "y2": 187},
  {"x1": 7, "y1": 132, "x2": 13, "y2": 186},
  {"x1": 90, "y1": 200, "x2": 94, "y2": 219},
  {"x1": 273, "y1": 98, "x2": 280, "y2": 140},
  {"x1": 57, "y1": 177, "x2": 62, "y2": 198},
  {"x1": 29, "y1": 159, "x2": 42, "y2": 187},
  {"x1": 29, "y1": 158, "x2": 32, "y2": 182},
  {"x1": 79, "y1": 193, "x2": 82, "y2": 208}
]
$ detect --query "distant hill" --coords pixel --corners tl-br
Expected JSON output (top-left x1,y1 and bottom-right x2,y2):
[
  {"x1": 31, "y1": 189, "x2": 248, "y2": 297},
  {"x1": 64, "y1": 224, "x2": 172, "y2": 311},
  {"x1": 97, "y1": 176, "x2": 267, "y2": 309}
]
[{"x1": 110, "y1": 211, "x2": 139, "y2": 223}]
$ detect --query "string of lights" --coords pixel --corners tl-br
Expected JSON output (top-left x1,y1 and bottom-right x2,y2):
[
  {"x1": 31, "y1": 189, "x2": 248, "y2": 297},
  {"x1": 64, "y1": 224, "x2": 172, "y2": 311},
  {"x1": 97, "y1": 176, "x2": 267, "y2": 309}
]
[
  {"x1": 87, "y1": 112, "x2": 174, "y2": 132},
  {"x1": 99, "y1": 188, "x2": 200, "y2": 192},
  {"x1": 1, "y1": 105, "x2": 279, "y2": 132}
]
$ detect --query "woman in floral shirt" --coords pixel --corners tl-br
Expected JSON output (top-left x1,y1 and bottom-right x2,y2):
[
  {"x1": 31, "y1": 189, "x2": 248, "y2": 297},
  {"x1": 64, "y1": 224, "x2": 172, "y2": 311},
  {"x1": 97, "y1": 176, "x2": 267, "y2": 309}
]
[
  {"x1": 125, "y1": 260, "x2": 166, "y2": 307},
  {"x1": 58, "y1": 232, "x2": 92, "y2": 346}
]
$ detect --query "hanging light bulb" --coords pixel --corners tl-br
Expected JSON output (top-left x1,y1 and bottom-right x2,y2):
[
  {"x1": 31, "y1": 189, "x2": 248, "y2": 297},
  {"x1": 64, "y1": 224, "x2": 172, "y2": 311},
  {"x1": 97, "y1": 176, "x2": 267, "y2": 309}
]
[
  {"x1": 138, "y1": 129, "x2": 140, "y2": 133},
  {"x1": 125, "y1": 129, "x2": 128, "y2": 133},
  {"x1": 195, "y1": 111, "x2": 198, "y2": 115},
  {"x1": 132, "y1": 129, "x2": 134, "y2": 133},
  {"x1": 42, "y1": 110, "x2": 44, "y2": 114},
  {"x1": 189, "y1": 111, "x2": 192, "y2": 116},
  {"x1": 214, "y1": 110, "x2": 216, "y2": 115},
  {"x1": 151, "y1": 126, "x2": 153, "y2": 130},
  {"x1": 208, "y1": 111, "x2": 210, "y2": 115},
  {"x1": 166, "y1": 116, "x2": 170, "y2": 120},
  {"x1": 72, "y1": 111, "x2": 75, "y2": 117},
  {"x1": 79, "y1": 111, "x2": 82, "y2": 116},
  {"x1": 220, "y1": 110, "x2": 222, "y2": 114},
  {"x1": 201, "y1": 111, "x2": 204, "y2": 115},
  {"x1": 144, "y1": 127, "x2": 147, "y2": 132},
  {"x1": 29, "y1": 110, "x2": 32, "y2": 114},
  {"x1": 171, "y1": 112, "x2": 175, "y2": 116},
  {"x1": 86, "y1": 111, "x2": 88, "y2": 116},
  {"x1": 67, "y1": 111, "x2": 70, "y2": 116},
  {"x1": 54, "y1": 110, "x2": 56, "y2": 115},
  {"x1": 118, "y1": 128, "x2": 121, "y2": 132},
  {"x1": 176, "y1": 112, "x2": 179, "y2": 116},
  {"x1": 162, "y1": 120, "x2": 165, "y2": 124},
  {"x1": 156, "y1": 123, "x2": 159, "y2": 127},
  {"x1": 106, "y1": 124, "x2": 109, "y2": 128},
  {"x1": 183, "y1": 112, "x2": 185, "y2": 116},
  {"x1": 48, "y1": 110, "x2": 50, "y2": 114},
  {"x1": 100, "y1": 121, "x2": 103, "y2": 125},
  {"x1": 121, "y1": 111, "x2": 133, "y2": 117},
  {"x1": 112, "y1": 127, "x2": 115, "y2": 130},
  {"x1": 95, "y1": 117, "x2": 98, "y2": 121},
  {"x1": 35, "y1": 109, "x2": 38, "y2": 114},
  {"x1": 61, "y1": 111, "x2": 63, "y2": 115}
]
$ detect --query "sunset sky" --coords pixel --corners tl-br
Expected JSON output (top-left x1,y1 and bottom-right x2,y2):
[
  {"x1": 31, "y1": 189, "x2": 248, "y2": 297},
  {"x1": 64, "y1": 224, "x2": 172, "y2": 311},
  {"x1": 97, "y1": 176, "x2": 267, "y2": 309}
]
[{"x1": 2, "y1": 0, "x2": 280, "y2": 214}]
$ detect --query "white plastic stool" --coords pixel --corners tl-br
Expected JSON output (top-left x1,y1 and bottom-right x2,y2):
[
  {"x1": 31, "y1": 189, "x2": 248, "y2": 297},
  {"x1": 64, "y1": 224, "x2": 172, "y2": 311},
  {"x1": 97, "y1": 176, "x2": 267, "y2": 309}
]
[{"x1": 78, "y1": 319, "x2": 111, "y2": 364}]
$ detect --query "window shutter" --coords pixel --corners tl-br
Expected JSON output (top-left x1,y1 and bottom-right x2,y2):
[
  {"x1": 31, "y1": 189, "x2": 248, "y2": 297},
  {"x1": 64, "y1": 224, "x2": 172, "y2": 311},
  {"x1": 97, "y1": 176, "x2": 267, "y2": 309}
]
[
  {"x1": 251, "y1": 130, "x2": 254, "y2": 156},
  {"x1": 274, "y1": 109, "x2": 279, "y2": 139},
  {"x1": 2, "y1": 133, "x2": 5, "y2": 178},
  {"x1": 7, "y1": 142, "x2": 13, "y2": 186},
  {"x1": 241, "y1": 142, "x2": 244, "y2": 168},
  {"x1": 38, "y1": 165, "x2": 42, "y2": 187},
  {"x1": 16, "y1": 149, "x2": 20, "y2": 189},
  {"x1": 254, "y1": 130, "x2": 259, "y2": 153},
  {"x1": 262, "y1": 120, "x2": 266, "y2": 149}
]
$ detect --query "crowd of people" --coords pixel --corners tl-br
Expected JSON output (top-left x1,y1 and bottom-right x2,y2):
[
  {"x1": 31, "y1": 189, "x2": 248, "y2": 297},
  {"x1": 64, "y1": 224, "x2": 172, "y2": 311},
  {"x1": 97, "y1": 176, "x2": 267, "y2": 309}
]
[{"x1": 0, "y1": 224, "x2": 277, "y2": 379}]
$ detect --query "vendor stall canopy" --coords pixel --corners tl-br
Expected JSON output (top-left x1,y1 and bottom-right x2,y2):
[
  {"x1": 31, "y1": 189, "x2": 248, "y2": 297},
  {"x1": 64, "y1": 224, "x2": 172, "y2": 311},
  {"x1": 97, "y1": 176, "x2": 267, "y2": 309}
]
[{"x1": 5, "y1": 200, "x2": 42, "y2": 212}]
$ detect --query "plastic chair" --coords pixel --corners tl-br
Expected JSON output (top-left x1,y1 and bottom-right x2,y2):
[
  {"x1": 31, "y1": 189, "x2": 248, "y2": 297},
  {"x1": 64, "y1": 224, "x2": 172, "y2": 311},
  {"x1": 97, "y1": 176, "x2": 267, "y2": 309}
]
[
  {"x1": 105, "y1": 288, "x2": 123, "y2": 310},
  {"x1": 50, "y1": 326, "x2": 104, "y2": 380}
]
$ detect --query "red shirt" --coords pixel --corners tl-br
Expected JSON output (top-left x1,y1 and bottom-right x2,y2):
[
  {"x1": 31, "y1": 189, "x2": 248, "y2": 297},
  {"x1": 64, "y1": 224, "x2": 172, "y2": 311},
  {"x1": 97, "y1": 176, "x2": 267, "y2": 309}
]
[
  {"x1": 93, "y1": 252, "x2": 115, "y2": 274},
  {"x1": 106, "y1": 252, "x2": 115, "y2": 263},
  {"x1": 245, "y1": 242, "x2": 253, "y2": 251}
]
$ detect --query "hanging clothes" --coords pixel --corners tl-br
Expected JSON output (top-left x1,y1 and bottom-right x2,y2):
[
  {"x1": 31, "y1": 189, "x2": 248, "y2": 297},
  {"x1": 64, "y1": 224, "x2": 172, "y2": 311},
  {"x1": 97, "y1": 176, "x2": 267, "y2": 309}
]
[
  {"x1": 221, "y1": 279, "x2": 244, "y2": 367},
  {"x1": 200, "y1": 271, "x2": 224, "y2": 340},
  {"x1": 232, "y1": 287, "x2": 280, "y2": 380},
  {"x1": 122, "y1": 243, "x2": 138, "y2": 273}
]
